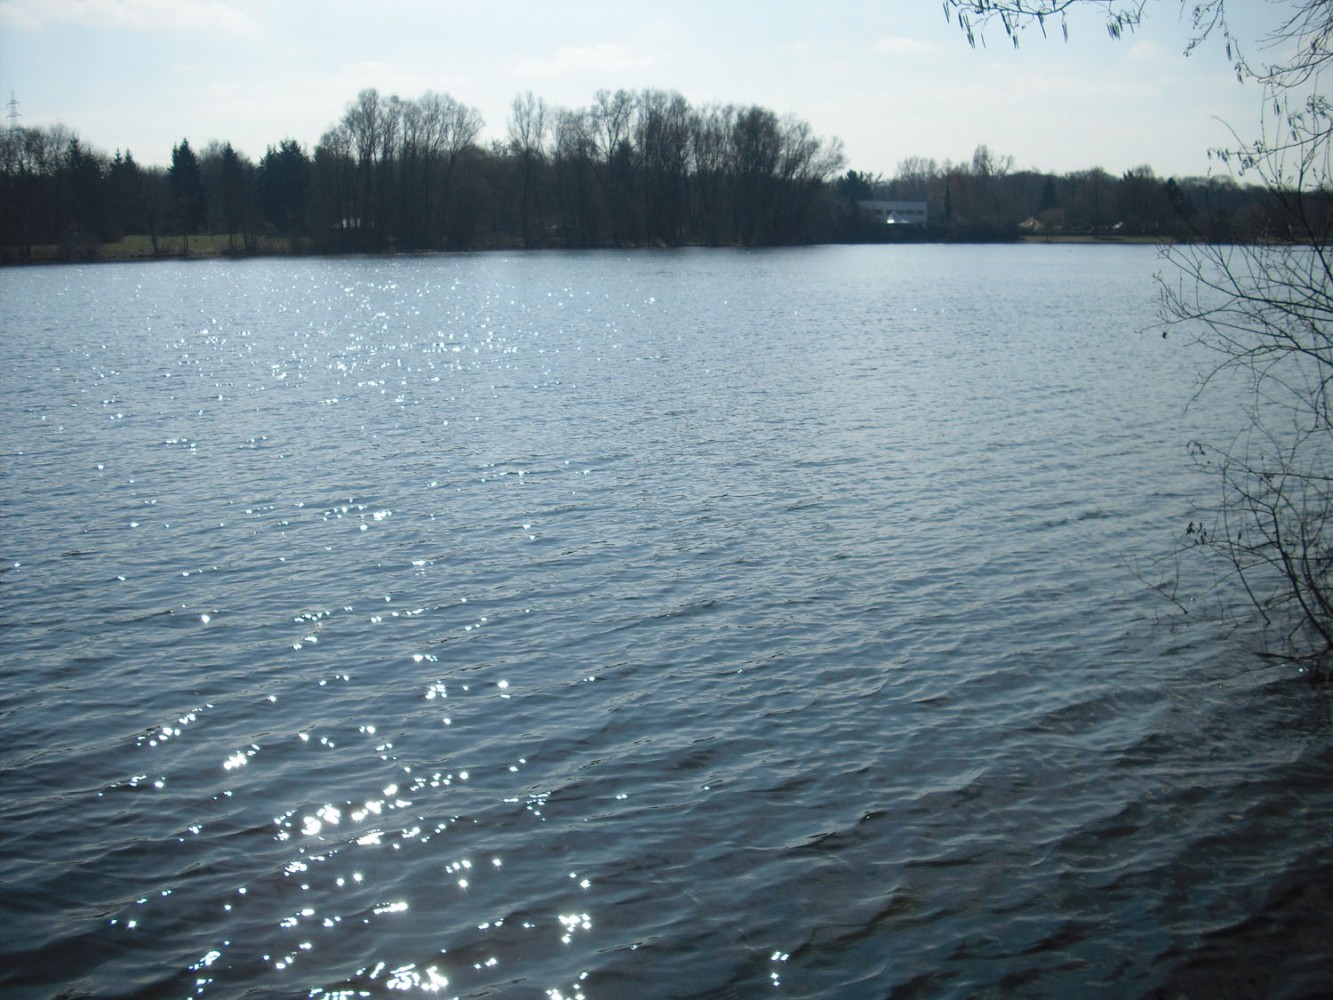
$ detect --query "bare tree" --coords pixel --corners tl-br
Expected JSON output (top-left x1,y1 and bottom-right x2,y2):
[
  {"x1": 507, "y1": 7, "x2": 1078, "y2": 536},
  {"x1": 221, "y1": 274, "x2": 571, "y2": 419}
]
[
  {"x1": 942, "y1": 0, "x2": 1144, "y2": 47},
  {"x1": 773, "y1": 114, "x2": 846, "y2": 241},
  {"x1": 313, "y1": 123, "x2": 355, "y2": 248},
  {"x1": 636, "y1": 89, "x2": 692, "y2": 244},
  {"x1": 730, "y1": 106, "x2": 783, "y2": 244},
  {"x1": 1162, "y1": 114, "x2": 1333, "y2": 663},
  {"x1": 591, "y1": 89, "x2": 636, "y2": 243},
  {"x1": 894, "y1": 156, "x2": 939, "y2": 200},
  {"x1": 947, "y1": 0, "x2": 1333, "y2": 669},
  {"x1": 551, "y1": 106, "x2": 600, "y2": 245},
  {"x1": 427, "y1": 93, "x2": 484, "y2": 247},
  {"x1": 508, "y1": 91, "x2": 548, "y2": 246},
  {"x1": 689, "y1": 103, "x2": 735, "y2": 245},
  {"x1": 340, "y1": 88, "x2": 393, "y2": 246}
]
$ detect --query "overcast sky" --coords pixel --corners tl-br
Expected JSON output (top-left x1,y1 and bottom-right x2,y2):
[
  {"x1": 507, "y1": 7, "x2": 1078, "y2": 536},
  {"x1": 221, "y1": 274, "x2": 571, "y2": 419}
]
[{"x1": 0, "y1": 0, "x2": 1285, "y2": 178}]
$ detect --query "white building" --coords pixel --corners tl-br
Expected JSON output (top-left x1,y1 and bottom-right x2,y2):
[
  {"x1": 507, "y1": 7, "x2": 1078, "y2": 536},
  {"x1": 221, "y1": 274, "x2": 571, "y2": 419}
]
[{"x1": 858, "y1": 200, "x2": 928, "y2": 225}]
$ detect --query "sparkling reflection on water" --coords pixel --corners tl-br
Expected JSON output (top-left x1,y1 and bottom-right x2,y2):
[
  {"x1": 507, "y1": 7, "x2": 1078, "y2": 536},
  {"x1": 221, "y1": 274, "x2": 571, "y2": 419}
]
[{"x1": 1, "y1": 246, "x2": 1330, "y2": 999}]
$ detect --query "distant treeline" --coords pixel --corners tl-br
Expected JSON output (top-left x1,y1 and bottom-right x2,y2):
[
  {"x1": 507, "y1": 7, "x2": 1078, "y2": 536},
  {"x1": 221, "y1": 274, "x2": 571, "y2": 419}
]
[
  {"x1": 0, "y1": 87, "x2": 1308, "y2": 261},
  {"x1": 835, "y1": 147, "x2": 1308, "y2": 244}
]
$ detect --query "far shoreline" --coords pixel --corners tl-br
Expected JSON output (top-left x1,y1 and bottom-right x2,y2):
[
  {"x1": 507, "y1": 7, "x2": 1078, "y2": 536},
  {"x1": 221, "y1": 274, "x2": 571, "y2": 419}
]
[{"x1": 1, "y1": 231, "x2": 1186, "y2": 267}]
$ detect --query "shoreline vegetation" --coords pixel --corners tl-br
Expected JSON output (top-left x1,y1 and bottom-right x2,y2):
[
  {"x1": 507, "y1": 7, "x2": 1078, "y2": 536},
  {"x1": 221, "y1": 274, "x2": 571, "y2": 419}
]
[
  {"x1": 1, "y1": 86, "x2": 1295, "y2": 267},
  {"x1": 3, "y1": 230, "x2": 1175, "y2": 267}
]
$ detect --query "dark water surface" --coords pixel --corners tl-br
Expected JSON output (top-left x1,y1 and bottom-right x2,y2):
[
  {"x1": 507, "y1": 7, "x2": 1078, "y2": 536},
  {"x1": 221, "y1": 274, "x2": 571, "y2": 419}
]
[{"x1": 2, "y1": 246, "x2": 1330, "y2": 999}]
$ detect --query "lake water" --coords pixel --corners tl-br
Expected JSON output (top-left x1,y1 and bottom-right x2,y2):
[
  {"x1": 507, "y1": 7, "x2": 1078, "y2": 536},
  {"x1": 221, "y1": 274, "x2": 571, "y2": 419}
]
[{"x1": 2, "y1": 246, "x2": 1330, "y2": 999}]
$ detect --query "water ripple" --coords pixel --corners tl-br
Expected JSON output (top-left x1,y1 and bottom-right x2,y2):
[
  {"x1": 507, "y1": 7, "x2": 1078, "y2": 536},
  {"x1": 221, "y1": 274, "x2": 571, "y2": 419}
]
[{"x1": 1, "y1": 248, "x2": 1330, "y2": 998}]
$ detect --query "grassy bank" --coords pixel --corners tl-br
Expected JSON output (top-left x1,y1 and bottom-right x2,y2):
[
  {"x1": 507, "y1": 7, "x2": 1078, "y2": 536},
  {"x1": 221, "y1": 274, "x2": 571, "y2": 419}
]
[
  {"x1": 3, "y1": 233, "x2": 301, "y2": 264},
  {"x1": 1018, "y1": 233, "x2": 1168, "y2": 245}
]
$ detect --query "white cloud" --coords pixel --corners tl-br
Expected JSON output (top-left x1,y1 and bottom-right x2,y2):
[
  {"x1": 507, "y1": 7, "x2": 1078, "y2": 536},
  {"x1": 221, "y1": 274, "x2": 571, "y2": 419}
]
[
  {"x1": 513, "y1": 43, "x2": 656, "y2": 80},
  {"x1": 0, "y1": 1, "x2": 41, "y2": 30},
  {"x1": 874, "y1": 35, "x2": 936, "y2": 57},
  {"x1": 0, "y1": 0, "x2": 258, "y2": 34},
  {"x1": 1127, "y1": 39, "x2": 1171, "y2": 62}
]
